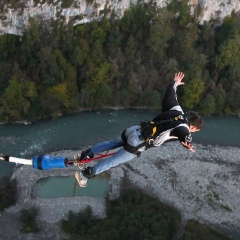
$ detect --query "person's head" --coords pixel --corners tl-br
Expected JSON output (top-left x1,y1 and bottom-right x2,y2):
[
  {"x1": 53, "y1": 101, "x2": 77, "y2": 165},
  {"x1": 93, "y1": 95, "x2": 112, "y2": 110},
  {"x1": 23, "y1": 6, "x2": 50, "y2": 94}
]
[{"x1": 188, "y1": 114, "x2": 204, "y2": 132}]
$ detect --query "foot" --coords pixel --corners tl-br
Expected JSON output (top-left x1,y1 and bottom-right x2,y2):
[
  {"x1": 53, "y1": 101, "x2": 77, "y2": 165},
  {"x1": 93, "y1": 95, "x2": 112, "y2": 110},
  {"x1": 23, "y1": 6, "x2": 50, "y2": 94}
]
[
  {"x1": 79, "y1": 148, "x2": 94, "y2": 161},
  {"x1": 75, "y1": 171, "x2": 87, "y2": 187},
  {"x1": 73, "y1": 149, "x2": 93, "y2": 162}
]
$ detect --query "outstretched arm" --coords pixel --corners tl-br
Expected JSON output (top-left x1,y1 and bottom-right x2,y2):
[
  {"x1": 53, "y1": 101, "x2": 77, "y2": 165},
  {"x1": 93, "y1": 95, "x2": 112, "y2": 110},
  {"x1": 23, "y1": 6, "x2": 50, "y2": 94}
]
[
  {"x1": 162, "y1": 72, "x2": 185, "y2": 112},
  {"x1": 170, "y1": 126, "x2": 195, "y2": 153}
]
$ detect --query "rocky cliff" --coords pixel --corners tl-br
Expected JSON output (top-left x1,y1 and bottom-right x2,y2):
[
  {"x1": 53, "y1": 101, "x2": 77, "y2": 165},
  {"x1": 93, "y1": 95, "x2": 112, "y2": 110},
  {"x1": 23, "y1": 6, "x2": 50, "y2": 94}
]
[
  {"x1": 0, "y1": 143, "x2": 240, "y2": 239},
  {"x1": 0, "y1": 0, "x2": 240, "y2": 36}
]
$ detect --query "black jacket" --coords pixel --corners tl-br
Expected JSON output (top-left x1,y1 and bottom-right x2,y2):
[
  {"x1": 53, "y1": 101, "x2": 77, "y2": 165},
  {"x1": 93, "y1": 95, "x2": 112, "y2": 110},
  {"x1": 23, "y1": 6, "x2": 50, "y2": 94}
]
[{"x1": 152, "y1": 81, "x2": 191, "y2": 146}]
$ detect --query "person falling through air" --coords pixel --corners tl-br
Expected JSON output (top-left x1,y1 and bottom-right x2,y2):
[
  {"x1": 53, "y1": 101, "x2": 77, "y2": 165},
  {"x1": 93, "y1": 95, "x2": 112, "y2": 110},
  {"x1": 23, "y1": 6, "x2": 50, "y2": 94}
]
[{"x1": 75, "y1": 72, "x2": 204, "y2": 187}]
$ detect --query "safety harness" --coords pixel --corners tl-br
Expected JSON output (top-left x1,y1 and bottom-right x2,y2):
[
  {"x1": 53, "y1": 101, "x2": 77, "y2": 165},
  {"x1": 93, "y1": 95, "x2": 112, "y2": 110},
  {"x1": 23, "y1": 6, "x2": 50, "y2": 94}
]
[{"x1": 122, "y1": 113, "x2": 188, "y2": 155}]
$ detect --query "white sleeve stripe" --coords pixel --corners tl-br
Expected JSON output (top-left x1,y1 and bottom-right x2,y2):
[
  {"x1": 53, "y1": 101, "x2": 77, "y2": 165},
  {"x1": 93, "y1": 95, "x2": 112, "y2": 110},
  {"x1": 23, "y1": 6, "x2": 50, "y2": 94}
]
[
  {"x1": 170, "y1": 106, "x2": 184, "y2": 114},
  {"x1": 173, "y1": 82, "x2": 178, "y2": 91}
]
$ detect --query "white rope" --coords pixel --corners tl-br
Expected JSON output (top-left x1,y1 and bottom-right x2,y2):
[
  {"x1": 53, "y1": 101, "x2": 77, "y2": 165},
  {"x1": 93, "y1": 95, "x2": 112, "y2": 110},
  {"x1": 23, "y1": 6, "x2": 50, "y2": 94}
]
[{"x1": 9, "y1": 156, "x2": 32, "y2": 165}]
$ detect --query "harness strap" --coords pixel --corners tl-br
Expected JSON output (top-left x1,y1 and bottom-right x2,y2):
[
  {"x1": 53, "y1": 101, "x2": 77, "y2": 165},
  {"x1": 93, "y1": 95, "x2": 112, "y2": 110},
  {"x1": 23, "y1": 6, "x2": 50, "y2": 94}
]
[
  {"x1": 154, "y1": 114, "x2": 187, "y2": 125},
  {"x1": 124, "y1": 142, "x2": 144, "y2": 157},
  {"x1": 121, "y1": 130, "x2": 127, "y2": 143},
  {"x1": 122, "y1": 114, "x2": 187, "y2": 155}
]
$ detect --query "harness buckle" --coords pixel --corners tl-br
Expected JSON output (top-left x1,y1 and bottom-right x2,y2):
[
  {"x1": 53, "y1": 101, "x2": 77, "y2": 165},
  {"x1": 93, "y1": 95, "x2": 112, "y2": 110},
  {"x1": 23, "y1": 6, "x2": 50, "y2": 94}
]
[
  {"x1": 148, "y1": 139, "x2": 154, "y2": 145},
  {"x1": 178, "y1": 115, "x2": 184, "y2": 120}
]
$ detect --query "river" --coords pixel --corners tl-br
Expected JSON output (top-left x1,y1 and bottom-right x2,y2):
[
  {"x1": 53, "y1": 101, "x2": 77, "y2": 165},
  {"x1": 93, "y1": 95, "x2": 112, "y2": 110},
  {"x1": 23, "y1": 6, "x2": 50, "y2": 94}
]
[{"x1": 0, "y1": 110, "x2": 240, "y2": 197}]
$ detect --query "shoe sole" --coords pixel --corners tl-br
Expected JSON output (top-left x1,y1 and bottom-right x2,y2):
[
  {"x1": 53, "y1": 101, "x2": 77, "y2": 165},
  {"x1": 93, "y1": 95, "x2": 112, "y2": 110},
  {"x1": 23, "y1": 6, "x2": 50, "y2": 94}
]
[{"x1": 75, "y1": 171, "x2": 87, "y2": 187}]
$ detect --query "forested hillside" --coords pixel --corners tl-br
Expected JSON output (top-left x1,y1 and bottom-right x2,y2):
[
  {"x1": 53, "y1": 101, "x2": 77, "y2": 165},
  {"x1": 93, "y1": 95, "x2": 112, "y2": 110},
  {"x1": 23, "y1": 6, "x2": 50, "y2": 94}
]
[{"x1": 0, "y1": 0, "x2": 239, "y2": 122}]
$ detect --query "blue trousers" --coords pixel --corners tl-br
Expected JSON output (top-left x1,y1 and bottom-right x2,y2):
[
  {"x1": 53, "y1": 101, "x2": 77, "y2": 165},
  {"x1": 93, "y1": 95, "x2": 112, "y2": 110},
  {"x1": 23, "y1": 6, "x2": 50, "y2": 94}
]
[{"x1": 82, "y1": 125, "x2": 145, "y2": 181}]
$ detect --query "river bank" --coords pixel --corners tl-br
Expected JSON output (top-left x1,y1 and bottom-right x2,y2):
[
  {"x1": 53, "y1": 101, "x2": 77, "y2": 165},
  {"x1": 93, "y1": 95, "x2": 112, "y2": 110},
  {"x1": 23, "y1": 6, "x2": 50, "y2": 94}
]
[
  {"x1": 0, "y1": 106, "x2": 150, "y2": 125},
  {"x1": 1, "y1": 106, "x2": 239, "y2": 126},
  {"x1": 0, "y1": 143, "x2": 240, "y2": 239}
]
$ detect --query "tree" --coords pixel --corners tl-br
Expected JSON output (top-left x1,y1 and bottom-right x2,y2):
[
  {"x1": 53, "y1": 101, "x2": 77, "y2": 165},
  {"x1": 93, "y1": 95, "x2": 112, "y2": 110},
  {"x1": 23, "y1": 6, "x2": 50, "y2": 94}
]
[
  {"x1": 94, "y1": 83, "x2": 112, "y2": 107},
  {"x1": 84, "y1": 62, "x2": 110, "y2": 96},
  {"x1": 215, "y1": 15, "x2": 240, "y2": 47},
  {"x1": 182, "y1": 78, "x2": 205, "y2": 110},
  {"x1": 227, "y1": 82, "x2": 240, "y2": 113},
  {"x1": 138, "y1": 89, "x2": 162, "y2": 108},
  {"x1": 20, "y1": 207, "x2": 40, "y2": 233},
  {"x1": 37, "y1": 47, "x2": 59, "y2": 86},
  {"x1": 215, "y1": 36, "x2": 240, "y2": 70},
  {"x1": 213, "y1": 85, "x2": 227, "y2": 114},
  {"x1": 20, "y1": 18, "x2": 40, "y2": 65},
  {"x1": 0, "y1": 34, "x2": 19, "y2": 59},
  {"x1": 167, "y1": 0, "x2": 193, "y2": 27},
  {"x1": 147, "y1": 8, "x2": 174, "y2": 61},
  {"x1": 61, "y1": 184, "x2": 181, "y2": 239},
  {"x1": 199, "y1": 93, "x2": 216, "y2": 117},
  {"x1": 1, "y1": 73, "x2": 37, "y2": 121}
]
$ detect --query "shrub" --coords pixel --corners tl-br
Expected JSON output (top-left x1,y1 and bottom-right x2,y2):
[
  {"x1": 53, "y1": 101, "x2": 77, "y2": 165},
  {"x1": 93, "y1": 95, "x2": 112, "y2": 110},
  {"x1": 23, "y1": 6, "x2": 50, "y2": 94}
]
[
  {"x1": 20, "y1": 206, "x2": 40, "y2": 233},
  {"x1": 0, "y1": 177, "x2": 17, "y2": 211}
]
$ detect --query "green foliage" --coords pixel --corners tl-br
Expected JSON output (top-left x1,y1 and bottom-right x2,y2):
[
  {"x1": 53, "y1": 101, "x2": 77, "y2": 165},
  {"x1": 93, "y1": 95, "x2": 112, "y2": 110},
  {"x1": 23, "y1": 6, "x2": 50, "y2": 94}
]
[
  {"x1": 94, "y1": 83, "x2": 112, "y2": 108},
  {"x1": 61, "y1": 206, "x2": 94, "y2": 234},
  {"x1": 227, "y1": 82, "x2": 240, "y2": 113},
  {"x1": 182, "y1": 78, "x2": 205, "y2": 110},
  {"x1": 215, "y1": 36, "x2": 240, "y2": 70},
  {"x1": 0, "y1": 0, "x2": 25, "y2": 9},
  {"x1": 181, "y1": 220, "x2": 232, "y2": 240},
  {"x1": 0, "y1": 34, "x2": 19, "y2": 59},
  {"x1": 21, "y1": 18, "x2": 40, "y2": 50},
  {"x1": 86, "y1": 0, "x2": 95, "y2": 5},
  {"x1": 1, "y1": 2, "x2": 240, "y2": 120},
  {"x1": 0, "y1": 177, "x2": 17, "y2": 212},
  {"x1": 85, "y1": 62, "x2": 110, "y2": 95},
  {"x1": 199, "y1": 93, "x2": 216, "y2": 117},
  {"x1": 61, "y1": 0, "x2": 74, "y2": 8},
  {"x1": 147, "y1": 8, "x2": 174, "y2": 60},
  {"x1": 1, "y1": 74, "x2": 37, "y2": 121},
  {"x1": 61, "y1": 185, "x2": 181, "y2": 239},
  {"x1": 215, "y1": 15, "x2": 240, "y2": 46},
  {"x1": 20, "y1": 206, "x2": 40, "y2": 233},
  {"x1": 138, "y1": 89, "x2": 162, "y2": 108},
  {"x1": 213, "y1": 85, "x2": 227, "y2": 114},
  {"x1": 167, "y1": 0, "x2": 193, "y2": 27},
  {"x1": 61, "y1": 184, "x2": 230, "y2": 240}
]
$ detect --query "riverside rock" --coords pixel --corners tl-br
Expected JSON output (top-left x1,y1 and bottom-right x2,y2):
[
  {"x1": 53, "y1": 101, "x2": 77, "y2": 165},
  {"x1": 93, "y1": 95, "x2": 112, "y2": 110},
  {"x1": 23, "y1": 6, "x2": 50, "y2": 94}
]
[{"x1": 0, "y1": 142, "x2": 239, "y2": 239}]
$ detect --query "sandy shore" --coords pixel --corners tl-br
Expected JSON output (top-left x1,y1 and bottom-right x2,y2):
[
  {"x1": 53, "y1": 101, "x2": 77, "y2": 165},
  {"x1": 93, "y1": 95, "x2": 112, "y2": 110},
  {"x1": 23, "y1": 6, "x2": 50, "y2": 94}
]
[{"x1": 0, "y1": 142, "x2": 240, "y2": 239}]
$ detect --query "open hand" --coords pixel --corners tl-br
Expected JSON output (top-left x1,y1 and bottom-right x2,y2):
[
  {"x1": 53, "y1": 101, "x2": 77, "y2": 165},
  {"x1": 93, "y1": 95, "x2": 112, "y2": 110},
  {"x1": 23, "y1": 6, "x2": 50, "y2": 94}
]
[
  {"x1": 174, "y1": 72, "x2": 185, "y2": 85},
  {"x1": 181, "y1": 141, "x2": 195, "y2": 153}
]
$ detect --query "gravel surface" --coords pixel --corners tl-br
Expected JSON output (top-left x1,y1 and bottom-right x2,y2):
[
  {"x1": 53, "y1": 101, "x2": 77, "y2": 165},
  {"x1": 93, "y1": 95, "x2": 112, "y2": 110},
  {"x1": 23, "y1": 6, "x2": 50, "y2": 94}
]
[{"x1": 0, "y1": 142, "x2": 240, "y2": 239}]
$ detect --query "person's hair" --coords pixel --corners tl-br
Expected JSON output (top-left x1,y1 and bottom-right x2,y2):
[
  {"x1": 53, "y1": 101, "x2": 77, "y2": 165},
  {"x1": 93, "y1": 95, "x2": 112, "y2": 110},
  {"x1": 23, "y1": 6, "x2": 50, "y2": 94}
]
[{"x1": 188, "y1": 114, "x2": 204, "y2": 130}]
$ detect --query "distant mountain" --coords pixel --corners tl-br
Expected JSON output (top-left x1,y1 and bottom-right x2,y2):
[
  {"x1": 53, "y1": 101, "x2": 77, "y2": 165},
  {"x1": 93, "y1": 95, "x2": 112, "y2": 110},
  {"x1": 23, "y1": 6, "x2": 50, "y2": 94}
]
[{"x1": 0, "y1": 0, "x2": 240, "y2": 35}]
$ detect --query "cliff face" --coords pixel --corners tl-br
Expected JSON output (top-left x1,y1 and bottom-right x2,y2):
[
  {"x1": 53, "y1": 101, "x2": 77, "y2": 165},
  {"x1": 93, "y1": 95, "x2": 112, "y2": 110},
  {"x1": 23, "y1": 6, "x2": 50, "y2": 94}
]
[
  {"x1": 1, "y1": 143, "x2": 240, "y2": 239},
  {"x1": 198, "y1": 0, "x2": 240, "y2": 22},
  {"x1": 0, "y1": 0, "x2": 239, "y2": 36}
]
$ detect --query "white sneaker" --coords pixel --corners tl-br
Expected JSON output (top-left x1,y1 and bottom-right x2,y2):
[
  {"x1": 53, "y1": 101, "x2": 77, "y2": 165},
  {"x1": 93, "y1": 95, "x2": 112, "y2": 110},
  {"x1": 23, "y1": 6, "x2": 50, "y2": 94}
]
[{"x1": 75, "y1": 171, "x2": 87, "y2": 187}]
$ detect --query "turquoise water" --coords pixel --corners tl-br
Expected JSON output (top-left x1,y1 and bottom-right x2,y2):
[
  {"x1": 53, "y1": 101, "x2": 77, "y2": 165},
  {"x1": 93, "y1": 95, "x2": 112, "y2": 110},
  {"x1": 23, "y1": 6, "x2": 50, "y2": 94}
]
[
  {"x1": 0, "y1": 110, "x2": 159, "y2": 179},
  {"x1": 0, "y1": 110, "x2": 240, "y2": 197},
  {"x1": 1, "y1": 111, "x2": 239, "y2": 160},
  {"x1": 37, "y1": 175, "x2": 109, "y2": 198},
  {"x1": 0, "y1": 110, "x2": 159, "y2": 159},
  {"x1": 193, "y1": 116, "x2": 240, "y2": 147}
]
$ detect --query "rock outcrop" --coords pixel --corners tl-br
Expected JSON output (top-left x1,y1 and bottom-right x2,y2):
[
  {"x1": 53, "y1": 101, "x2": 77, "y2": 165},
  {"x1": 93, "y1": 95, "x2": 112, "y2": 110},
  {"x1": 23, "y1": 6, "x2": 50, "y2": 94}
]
[
  {"x1": 0, "y1": 143, "x2": 239, "y2": 239},
  {"x1": 0, "y1": 0, "x2": 240, "y2": 35}
]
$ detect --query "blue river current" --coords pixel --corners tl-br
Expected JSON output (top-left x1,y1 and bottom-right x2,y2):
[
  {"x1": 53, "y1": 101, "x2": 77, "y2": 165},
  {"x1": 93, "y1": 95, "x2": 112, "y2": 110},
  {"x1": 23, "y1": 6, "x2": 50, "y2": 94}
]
[{"x1": 0, "y1": 110, "x2": 240, "y2": 198}]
